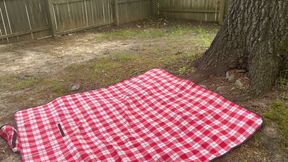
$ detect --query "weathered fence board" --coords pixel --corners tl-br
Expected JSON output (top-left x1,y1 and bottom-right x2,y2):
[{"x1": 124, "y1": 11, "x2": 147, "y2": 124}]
[
  {"x1": 117, "y1": 0, "x2": 154, "y2": 24},
  {"x1": 159, "y1": 0, "x2": 227, "y2": 23}
]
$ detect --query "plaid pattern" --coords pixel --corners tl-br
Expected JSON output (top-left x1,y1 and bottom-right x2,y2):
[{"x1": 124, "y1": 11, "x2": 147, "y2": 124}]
[
  {"x1": 14, "y1": 69, "x2": 262, "y2": 162},
  {"x1": 0, "y1": 124, "x2": 19, "y2": 153}
]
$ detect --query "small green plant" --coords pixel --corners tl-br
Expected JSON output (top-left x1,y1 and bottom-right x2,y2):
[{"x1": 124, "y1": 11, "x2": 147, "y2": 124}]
[
  {"x1": 113, "y1": 53, "x2": 133, "y2": 62},
  {"x1": 178, "y1": 66, "x2": 192, "y2": 76},
  {"x1": 264, "y1": 101, "x2": 288, "y2": 140},
  {"x1": 280, "y1": 92, "x2": 288, "y2": 101},
  {"x1": 184, "y1": 52, "x2": 196, "y2": 61},
  {"x1": 194, "y1": 27, "x2": 213, "y2": 48},
  {"x1": 278, "y1": 77, "x2": 288, "y2": 91},
  {"x1": 277, "y1": 71, "x2": 288, "y2": 100},
  {"x1": 169, "y1": 25, "x2": 190, "y2": 36}
]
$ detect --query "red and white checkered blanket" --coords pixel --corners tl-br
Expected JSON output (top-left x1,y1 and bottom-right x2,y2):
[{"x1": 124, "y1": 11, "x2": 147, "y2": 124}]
[{"x1": 5, "y1": 69, "x2": 263, "y2": 161}]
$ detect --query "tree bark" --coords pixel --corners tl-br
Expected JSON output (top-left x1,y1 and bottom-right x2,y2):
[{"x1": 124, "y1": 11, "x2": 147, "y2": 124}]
[{"x1": 195, "y1": 0, "x2": 288, "y2": 96}]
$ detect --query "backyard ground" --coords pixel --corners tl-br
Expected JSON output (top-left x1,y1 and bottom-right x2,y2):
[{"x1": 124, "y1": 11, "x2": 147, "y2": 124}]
[{"x1": 0, "y1": 19, "x2": 287, "y2": 162}]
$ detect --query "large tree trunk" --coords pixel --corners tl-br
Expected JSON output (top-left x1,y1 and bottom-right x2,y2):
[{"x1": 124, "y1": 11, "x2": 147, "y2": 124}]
[{"x1": 195, "y1": 0, "x2": 288, "y2": 96}]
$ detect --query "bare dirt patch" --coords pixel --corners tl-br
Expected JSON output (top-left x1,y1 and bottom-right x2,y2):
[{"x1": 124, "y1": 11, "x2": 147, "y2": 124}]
[{"x1": 0, "y1": 35, "x2": 127, "y2": 77}]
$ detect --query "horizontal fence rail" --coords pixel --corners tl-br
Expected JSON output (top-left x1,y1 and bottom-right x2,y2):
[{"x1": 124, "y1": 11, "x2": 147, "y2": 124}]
[{"x1": 0, "y1": 0, "x2": 229, "y2": 44}]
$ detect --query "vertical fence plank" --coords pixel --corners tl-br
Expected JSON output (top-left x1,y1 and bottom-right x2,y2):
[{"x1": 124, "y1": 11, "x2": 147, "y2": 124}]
[
  {"x1": 84, "y1": 0, "x2": 88, "y2": 26},
  {"x1": 114, "y1": 0, "x2": 120, "y2": 25},
  {"x1": 24, "y1": 0, "x2": 34, "y2": 39},
  {"x1": 0, "y1": 8, "x2": 9, "y2": 42},
  {"x1": 218, "y1": 0, "x2": 225, "y2": 24},
  {"x1": 214, "y1": 0, "x2": 218, "y2": 22},
  {"x1": 46, "y1": 0, "x2": 56, "y2": 37},
  {"x1": 3, "y1": 0, "x2": 12, "y2": 34}
]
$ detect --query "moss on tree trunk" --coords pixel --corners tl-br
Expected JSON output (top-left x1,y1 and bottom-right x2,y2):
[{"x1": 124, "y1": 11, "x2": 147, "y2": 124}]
[{"x1": 195, "y1": 0, "x2": 288, "y2": 96}]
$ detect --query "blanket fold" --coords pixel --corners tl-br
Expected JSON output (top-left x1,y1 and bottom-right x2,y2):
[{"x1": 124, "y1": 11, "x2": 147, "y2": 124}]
[{"x1": 0, "y1": 124, "x2": 20, "y2": 153}]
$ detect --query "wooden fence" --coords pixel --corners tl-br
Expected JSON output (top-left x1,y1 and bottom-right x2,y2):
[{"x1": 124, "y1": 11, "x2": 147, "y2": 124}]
[
  {"x1": 159, "y1": 0, "x2": 227, "y2": 24},
  {"x1": 0, "y1": 0, "x2": 229, "y2": 43},
  {"x1": 0, "y1": 0, "x2": 50, "y2": 43},
  {"x1": 0, "y1": 0, "x2": 155, "y2": 43},
  {"x1": 117, "y1": 0, "x2": 155, "y2": 24},
  {"x1": 48, "y1": 0, "x2": 115, "y2": 35}
]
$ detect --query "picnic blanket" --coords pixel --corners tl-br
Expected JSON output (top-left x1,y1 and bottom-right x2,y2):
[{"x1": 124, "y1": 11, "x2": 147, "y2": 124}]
[{"x1": 1, "y1": 69, "x2": 263, "y2": 162}]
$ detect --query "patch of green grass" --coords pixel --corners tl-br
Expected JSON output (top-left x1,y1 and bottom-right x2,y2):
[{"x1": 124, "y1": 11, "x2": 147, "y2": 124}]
[
  {"x1": 43, "y1": 80, "x2": 68, "y2": 96},
  {"x1": 112, "y1": 53, "x2": 134, "y2": 62},
  {"x1": 0, "y1": 76, "x2": 15, "y2": 89},
  {"x1": 193, "y1": 27, "x2": 216, "y2": 48},
  {"x1": 280, "y1": 92, "x2": 288, "y2": 101},
  {"x1": 96, "y1": 28, "x2": 166, "y2": 41},
  {"x1": 164, "y1": 25, "x2": 217, "y2": 49},
  {"x1": 0, "y1": 75, "x2": 42, "y2": 91},
  {"x1": 64, "y1": 53, "x2": 136, "y2": 88},
  {"x1": 278, "y1": 77, "x2": 288, "y2": 91},
  {"x1": 61, "y1": 49, "x2": 199, "y2": 90},
  {"x1": 2, "y1": 23, "x2": 217, "y2": 97},
  {"x1": 95, "y1": 25, "x2": 218, "y2": 44},
  {"x1": 14, "y1": 77, "x2": 41, "y2": 90},
  {"x1": 178, "y1": 66, "x2": 192, "y2": 76},
  {"x1": 264, "y1": 101, "x2": 288, "y2": 140},
  {"x1": 185, "y1": 52, "x2": 197, "y2": 60},
  {"x1": 277, "y1": 72, "x2": 288, "y2": 100},
  {"x1": 166, "y1": 25, "x2": 192, "y2": 36}
]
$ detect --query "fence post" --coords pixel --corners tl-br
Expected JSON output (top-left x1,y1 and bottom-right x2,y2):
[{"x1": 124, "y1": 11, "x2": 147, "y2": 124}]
[
  {"x1": 218, "y1": 0, "x2": 225, "y2": 25},
  {"x1": 114, "y1": 0, "x2": 120, "y2": 26},
  {"x1": 46, "y1": 0, "x2": 56, "y2": 37}
]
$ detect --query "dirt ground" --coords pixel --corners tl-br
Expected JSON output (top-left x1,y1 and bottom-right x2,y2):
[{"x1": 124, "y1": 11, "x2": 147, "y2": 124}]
[{"x1": 0, "y1": 19, "x2": 287, "y2": 162}]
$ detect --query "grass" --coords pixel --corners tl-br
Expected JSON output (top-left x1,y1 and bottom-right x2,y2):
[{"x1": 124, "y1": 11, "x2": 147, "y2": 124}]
[
  {"x1": 45, "y1": 49, "x2": 198, "y2": 98},
  {"x1": 63, "y1": 51, "x2": 196, "y2": 87},
  {"x1": 277, "y1": 71, "x2": 288, "y2": 101},
  {"x1": 95, "y1": 28, "x2": 166, "y2": 42},
  {"x1": 95, "y1": 24, "x2": 218, "y2": 45},
  {"x1": 178, "y1": 66, "x2": 193, "y2": 76},
  {"x1": 1, "y1": 51, "x2": 198, "y2": 98},
  {"x1": 263, "y1": 71, "x2": 288, "y2": 152},
  {"x1": 42, "y1": 80, "x2": 68, "y2": 96},
  {"x1": 14, "y1": 77, "x2": 41, "y2": 90},
  {"x1": 0, "y1": 76, "x2": 42, "y2": 91},
  {"x1": 1, "y1": 22, "x2": 218, "y2": 104},
  {"x1": 193, "y1": 27, "x2": 216, "y2": 47},
  {"x1": 263, "y1": 74, "x2": 288, "y2": 152},
  {"x1": 264, "y1": 101, "x2": 288, "y2": 141}
]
